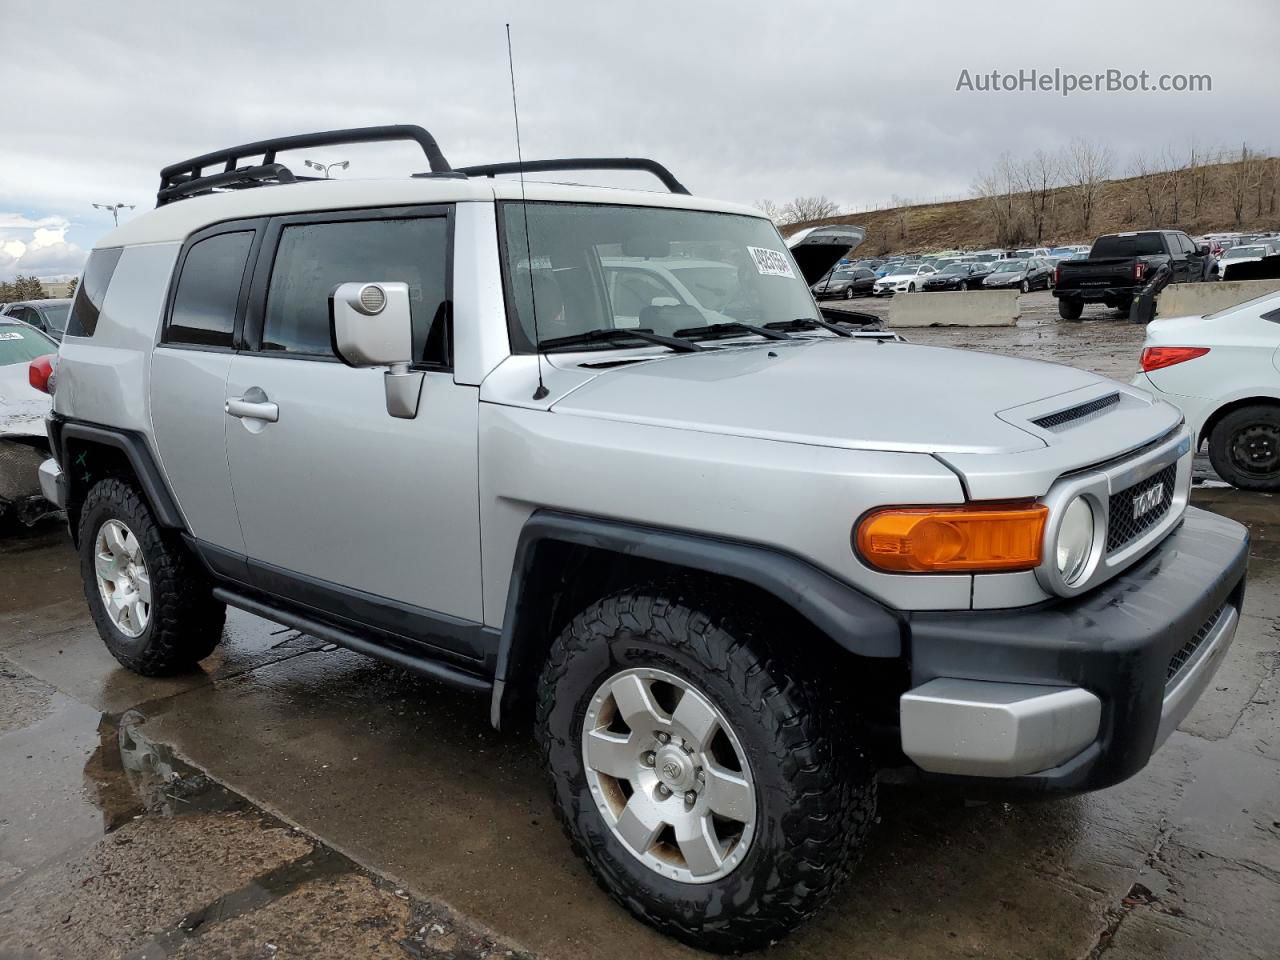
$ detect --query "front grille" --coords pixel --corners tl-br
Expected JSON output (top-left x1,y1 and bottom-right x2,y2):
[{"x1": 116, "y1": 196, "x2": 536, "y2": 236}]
[
  {"x1": 1032, "y1": 393, "x2": 1121, "y2": 431},
  {"x1": 1106, "y1": 462, "x2": 1177, "y2": 553},
  {"x1": 1167, "y1": 604, "x2": 1227, "y2": 686}
]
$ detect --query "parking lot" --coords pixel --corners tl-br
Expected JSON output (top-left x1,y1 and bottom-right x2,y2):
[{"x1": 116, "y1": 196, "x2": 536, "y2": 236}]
[{"x1": 2, "y1": 296, "x2": 1277, "y2": 960}]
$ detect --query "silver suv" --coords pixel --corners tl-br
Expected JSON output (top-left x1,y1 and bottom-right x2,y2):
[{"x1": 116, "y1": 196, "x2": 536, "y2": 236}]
[{"x1": 36, "y1": 126, "x2": 1248, "y2": 952}]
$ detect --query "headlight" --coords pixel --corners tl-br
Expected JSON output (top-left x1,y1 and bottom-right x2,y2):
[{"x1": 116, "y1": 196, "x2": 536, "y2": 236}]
[{"x1": 1055, "y1": 496, "x2": 1095, "y2": 585}]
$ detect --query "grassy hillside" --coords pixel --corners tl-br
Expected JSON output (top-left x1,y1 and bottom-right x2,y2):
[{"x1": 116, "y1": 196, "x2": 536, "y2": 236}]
[{"x1": 784, "y1": 154, "x2": 1280, "y2": 255}]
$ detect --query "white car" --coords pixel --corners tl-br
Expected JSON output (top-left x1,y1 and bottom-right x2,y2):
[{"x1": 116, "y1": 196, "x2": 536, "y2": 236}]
[
  {"x1": 1132, "y1": 291, "x2": 1280, "y2": 490},
  {"x1": 0, "y1": 316, "x2": 58, "y2": 525},
  {"x1": 1217, "y1": 243, "x2": 1278, "y2": 280},
  {"x1": 873, "y1": 263, "x2": 936, "y2": 295}
]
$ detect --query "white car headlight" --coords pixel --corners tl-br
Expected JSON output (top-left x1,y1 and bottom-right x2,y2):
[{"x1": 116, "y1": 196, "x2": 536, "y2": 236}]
[{"x1": 1056, "y1": 496, "x2": 1095, "y2": 585}]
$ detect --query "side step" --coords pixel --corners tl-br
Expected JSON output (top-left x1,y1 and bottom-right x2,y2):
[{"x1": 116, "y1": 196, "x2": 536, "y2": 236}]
[{"x1": 212, "y1": 587, "x2": 493, "y2": 695}]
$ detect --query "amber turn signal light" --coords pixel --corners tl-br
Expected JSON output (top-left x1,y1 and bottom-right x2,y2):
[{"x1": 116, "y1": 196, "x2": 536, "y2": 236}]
[{"x1": 855, "y1": 503, "x2": 1049, "y2": 574}]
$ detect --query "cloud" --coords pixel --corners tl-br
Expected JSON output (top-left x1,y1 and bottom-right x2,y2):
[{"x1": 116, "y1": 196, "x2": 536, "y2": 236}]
[{"x1": 0, "y1": 217, "x2": 86, "y2": 281}]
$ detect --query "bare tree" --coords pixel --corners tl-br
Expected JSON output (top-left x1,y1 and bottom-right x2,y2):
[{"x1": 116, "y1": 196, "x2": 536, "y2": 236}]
[
  {"x1": 1016, "y1": 149, "x2": 1060, "y2": 244},
  {"x1": 781, "y1": 196, "x2": 840, "y2": 224},
  {"x1": 1160, "y1": 143, "x2": 1185, "y2": 225},
  {"x1": 1128, "y1": 151, "x2": 1166, "y2": 227},
  {"x1": 972, "y1": 152, "x2": 1026, "y2": 247},
  {"x1": 754, "y1": 199, "x2": 785, "y2": 224},
  {"x1": 67, "y1": 276, "x2": 79, "y2": 298},
  {"x1": 1225, "y1": 143, "x2": 1266, "y2": 228},
  {"x1": 1184, "y1": 140, "x2": 1215, "y2": 223},
  {"x1": 1062, "y1": 137, "x2": 1114, "y2": 235},
  {"x1": 1256, "y1": 155, "x2": 1279, "y2": 219}
]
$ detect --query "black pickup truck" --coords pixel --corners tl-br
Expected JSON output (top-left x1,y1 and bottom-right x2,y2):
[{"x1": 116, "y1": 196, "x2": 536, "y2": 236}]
[{"x1": 1052, "y1": 230, "x2": 1211, "y2": 320}]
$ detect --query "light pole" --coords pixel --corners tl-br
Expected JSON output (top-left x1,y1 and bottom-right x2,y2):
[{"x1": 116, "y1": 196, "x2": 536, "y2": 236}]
[
  {"x1": 303, "y1": 159, "x2": 350, "y2": 178},
  {"x1": 93, "y1": 202, "x2": 135, "y2": 227}
]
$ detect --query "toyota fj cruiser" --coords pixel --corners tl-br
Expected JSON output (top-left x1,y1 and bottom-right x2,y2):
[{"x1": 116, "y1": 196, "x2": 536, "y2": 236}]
[{"x1": 36, "y1": 126, "x2": 1248, "y2": 952}]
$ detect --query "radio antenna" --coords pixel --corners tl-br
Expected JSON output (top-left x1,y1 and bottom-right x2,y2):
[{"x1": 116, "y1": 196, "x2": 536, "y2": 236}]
[{"x1": 506, "y1": 24, "x2": 548, "y2": 401}]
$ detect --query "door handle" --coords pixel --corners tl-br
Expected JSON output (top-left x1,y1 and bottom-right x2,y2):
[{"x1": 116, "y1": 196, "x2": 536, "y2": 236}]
[{"x1": 226, "y1": 393, "x2": 279, "y2": 422}]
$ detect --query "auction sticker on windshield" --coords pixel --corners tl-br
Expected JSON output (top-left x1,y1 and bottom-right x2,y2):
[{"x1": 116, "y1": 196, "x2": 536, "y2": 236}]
[
  {"x1": 748, "y1": 246, "x2": 796, "y2": 279},
  {"x1": 0, "y1": 332, "x2": 24, "y2": 341}
]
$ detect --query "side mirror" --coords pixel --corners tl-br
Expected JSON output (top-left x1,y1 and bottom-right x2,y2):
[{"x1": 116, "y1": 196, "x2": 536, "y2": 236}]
[
  {"x1": 329, "y1": 282, "x2": 422, "y2": 420},
  {"x1": 1197, "y1": 244, "x2": 1210, "y2": 256}
]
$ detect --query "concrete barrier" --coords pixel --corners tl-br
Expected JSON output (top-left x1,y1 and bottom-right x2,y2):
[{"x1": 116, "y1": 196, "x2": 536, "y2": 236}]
[
  {"x1": 1156, "y1": 279, "x2": 1280, "y2": 318},
  {"x1": 886, "y1": 290, "x2": 1020, "y2": 328}
]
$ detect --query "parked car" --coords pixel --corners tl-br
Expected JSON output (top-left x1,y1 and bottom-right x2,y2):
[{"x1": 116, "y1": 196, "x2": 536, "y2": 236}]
[
  {"x1": 1015, "y1": 247, "x2": 1051, "y2": 259},
  {"x1": 0, "y1": 316, "x2": 58, "y2": 527},
  {"x1": 873, "y1": 262, "x2": 937, "y2": 295},
  {"x1": 811, "y1": 264, "x2": 877, "y2": 299},
  {"x1": 1, "y1": 299, "x2": 72, "y2": 342},
  {"x1": 921, "y1": 262, "x2": 992, "y2": 291},
  {"x1": 36, "y1": 123, "x2": 1249, "y2": 953},
  {"x1": 982, "y1": 258, "x2": 1052, "y2": 292},
  {"x1": 1132, "y1": 291, "x2": 1280, "y2": 490},
  {"x1": 1218, "y1": 243, "x2": 1280, "y2": 280},
  {"x1": 1053, "y1": 230, "x2": 1211, "y2": 321}
]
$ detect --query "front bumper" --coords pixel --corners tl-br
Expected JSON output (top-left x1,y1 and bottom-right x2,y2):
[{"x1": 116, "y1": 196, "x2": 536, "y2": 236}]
[{"x1": 901, "y1": 506, "x2": 1248, "y2": 795}]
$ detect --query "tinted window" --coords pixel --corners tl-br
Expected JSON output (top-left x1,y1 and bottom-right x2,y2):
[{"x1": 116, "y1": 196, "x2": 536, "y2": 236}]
[
  {"x1": 39, "y1": 303, "x2": 70, "y2": 333},
  {"x1": 1091, "y1": 233, "x2": 1166, "y2": 258},
  {"x1": 167, "y1": 232, "x2": 253, "y2": 347},
  {"x1": 65, "y1": 247, "x2": 123, "y2": 337},
  {"x1": 0, "y1": 324, "x2": 57, "y2": 364},
  {"x1": 263, "y1": 217, "x2": 449, "y2": 364}
]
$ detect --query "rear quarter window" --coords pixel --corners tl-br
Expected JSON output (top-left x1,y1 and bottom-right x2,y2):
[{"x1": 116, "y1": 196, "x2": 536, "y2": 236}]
[{"x1": 65, "y1": 247, "x2": 124, "y2": 337}]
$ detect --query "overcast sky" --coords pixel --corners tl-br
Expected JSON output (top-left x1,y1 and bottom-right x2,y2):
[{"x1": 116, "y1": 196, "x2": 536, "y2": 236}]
[{"x1": 3, "y1": 0, "x2": 1277, "y2": 280}]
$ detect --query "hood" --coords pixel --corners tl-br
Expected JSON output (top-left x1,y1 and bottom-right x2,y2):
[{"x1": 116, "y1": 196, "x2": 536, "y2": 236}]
[
  {"x1": 0, "y1": 362, "x2": 50, "y2": 438},
  {"x1": 786, "y1": 224, "x2": 866, "y2": 285},
  {"x1": 550, "y1": 338, "x2": 1110, "y2": 455}
]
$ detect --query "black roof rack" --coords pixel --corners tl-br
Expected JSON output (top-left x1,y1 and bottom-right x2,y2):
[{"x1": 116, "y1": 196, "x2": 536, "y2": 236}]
[
  {"x1": 156, "y1": 124, "x2": 454, "y2": 207},
  {"x1": 155, "y1": 126, "x2": 691, "y2": 207},
  {"x1": 455, "y1": 158, "x2": 690, "y2": 195}
]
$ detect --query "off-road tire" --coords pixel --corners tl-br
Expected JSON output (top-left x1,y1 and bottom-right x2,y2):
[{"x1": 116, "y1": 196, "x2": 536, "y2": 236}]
[
  {"x1": 79, "y1": 478, "x2": 225, "y2": 675},
  {"x1": 535, "y1": 586, "x2": 875, "y2": 952},
  {"x1": 1208, "y1": 405, "x2": 1280, "y2": 492},
  {"x1": 1058, "y1": 297, "x2": 1084, "y2": 321}
]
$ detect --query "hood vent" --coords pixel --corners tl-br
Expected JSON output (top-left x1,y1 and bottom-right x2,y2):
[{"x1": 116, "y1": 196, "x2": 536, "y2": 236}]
[{"x1": 1032, "y1": 392, "x2": 1121, "y2": 432}]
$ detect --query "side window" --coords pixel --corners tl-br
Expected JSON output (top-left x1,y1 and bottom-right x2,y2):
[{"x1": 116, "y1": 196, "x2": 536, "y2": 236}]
[
  {"x1": 166, "y1": 231, "x2": 254, "y2": 348},
  {"x1": 262, "y1": 217, "x2": 450, "y2": 365},
  {"x1": 65, "y1": 247, "x2": 123, "y2": 338}
]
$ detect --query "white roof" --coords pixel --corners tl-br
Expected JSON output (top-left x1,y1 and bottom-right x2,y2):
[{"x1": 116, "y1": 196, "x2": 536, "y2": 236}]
[{"x1": 102, "y1": 177, "x2": 765, "y2": 247}]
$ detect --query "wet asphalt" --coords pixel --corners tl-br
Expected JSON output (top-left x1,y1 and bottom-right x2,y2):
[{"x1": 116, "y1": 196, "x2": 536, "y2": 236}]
[{"x1": 2, "y1": 292, "x2": 1278, "y2": 959}]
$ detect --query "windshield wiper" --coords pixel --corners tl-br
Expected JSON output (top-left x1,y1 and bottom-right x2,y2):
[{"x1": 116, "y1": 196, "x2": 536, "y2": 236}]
[
  {"x1": 672, "y1": 321, "x2": 792, "y2": 342},
  {"x1": 764, "y1": 317, "x2": 853, "y2": 338},
  {"x1": 538, "y1": 327, "x2": 704, "y2": 353}
]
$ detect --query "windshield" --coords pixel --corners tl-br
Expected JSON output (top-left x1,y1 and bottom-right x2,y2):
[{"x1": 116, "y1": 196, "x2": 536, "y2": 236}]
[
  {"x1": 1224, "y1": 246, "x2": 1266, "y2": 259},
  {"x1": 501, "y1": 202, "x2": 819, "y2": 350},
  {"x1": 39, "y1": 303, "x2": 70, "y2": 331},
  {"x1": 0, "y1": 324, "x2": 56, "y2": 365},
  {"x1": 939, "y1": 264, "x2": 969, "y2": 275},
  {"x1": 992, "y1": 261, "x2": 1023, "y2": 273}
]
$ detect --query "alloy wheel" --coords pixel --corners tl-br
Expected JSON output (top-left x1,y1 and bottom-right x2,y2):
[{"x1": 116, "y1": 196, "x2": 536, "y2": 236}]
[
  {"x1": 582, "y1": 667, "x2": 756, "y2": 884},
  {"x1": 94, "y1": 519, "x2": 151, "y2": 638}
]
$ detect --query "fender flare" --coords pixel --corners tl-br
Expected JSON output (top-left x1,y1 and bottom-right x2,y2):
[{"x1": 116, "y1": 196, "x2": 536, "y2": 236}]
[
  {"x1": 52, "y1": 418, "x2": 186, "y2": 531},
  {"x1": 490, "y1": 510, "x2": 904, "y2": 727}
]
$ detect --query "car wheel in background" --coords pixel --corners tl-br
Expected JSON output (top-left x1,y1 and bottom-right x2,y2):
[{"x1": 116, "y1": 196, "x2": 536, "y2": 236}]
[
  {"x1": 1208, "y1": 405, "x2": 1280, "y2": 491},
  {"x1": 1020, "y1": 280, "x2": 1030, "y2": 294},
  {"x1": 908, "y1": 283, "x2": 916, "y2": 293},
  {"x1": 845, "y1": 287, "x2": 855, "y2": 300},
  {"x1": 1058, "y1": 298, "x2": 1084, "y2": 321}
]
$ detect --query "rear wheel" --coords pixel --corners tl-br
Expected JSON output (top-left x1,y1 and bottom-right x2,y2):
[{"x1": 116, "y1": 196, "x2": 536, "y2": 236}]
[
  {"x1": 79, "y1": 478, "x2": 225, "y2": 675},
  {"x1": 1058, "y1": 297, "x2": 1084, "y2": 321},
  {"x1": 1208, "y1": 406, "x2": 1280, "y2": 491},
  {"x1": 536, "y1": 587, "x2": 874, "y2": 952}
]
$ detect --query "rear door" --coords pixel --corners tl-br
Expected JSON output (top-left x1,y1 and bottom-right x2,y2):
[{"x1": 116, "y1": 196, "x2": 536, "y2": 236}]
[
  {"x1": 150, "y1": 221, "x2": 262, "y2": 557},
  {"x1": 222, "y1": 206, "x2": 485, "y2": 659}
]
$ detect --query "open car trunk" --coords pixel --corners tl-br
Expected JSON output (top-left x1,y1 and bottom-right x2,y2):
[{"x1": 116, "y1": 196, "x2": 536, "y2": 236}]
[{"x1": 785, "y1": 224, "x2": 867, "y2": 285}]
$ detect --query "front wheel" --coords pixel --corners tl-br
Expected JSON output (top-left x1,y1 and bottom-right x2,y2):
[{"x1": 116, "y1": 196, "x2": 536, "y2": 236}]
[
  {"x1": 907, "y1": 283, "x2": 916, "y2": 293},
  {"x1": 79, "y1": 478, "x2": 225, "y2": 675},
  {"x1": 844, "y1": 286, "x2": 855, "y2": 300},
  {"x1": 536, "y1": 588, "x2": 874, "y2": 952},
  {"x1": 1208, "y1": 406, "x2": 1280, "y2": 491},
  {"x1": 1020, "y1": 279, "x2": 1030, "y2": 294}
]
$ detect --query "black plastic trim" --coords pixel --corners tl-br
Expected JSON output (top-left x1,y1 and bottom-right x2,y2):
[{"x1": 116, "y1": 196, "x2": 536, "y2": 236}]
[
  {"x1": 457, "y1": 157, "x2": 689, "y2": 195},
  {"x1": 189, "y1": 538, "x2": 496, "y2": 666},
  {"x1": 212, "y1": 587, "x2": 492, "y2": 695},
  {"x1": 54, "y1": 418, "x2": 186, "y2": 530},
  {"x1": 906, "y1": 506, "x2": 1249, "y2": 797}
]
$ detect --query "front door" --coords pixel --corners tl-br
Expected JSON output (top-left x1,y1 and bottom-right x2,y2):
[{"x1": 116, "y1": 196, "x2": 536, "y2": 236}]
[{"x1": 223, "y1": 207, "x2": 485, "y2": 658}]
